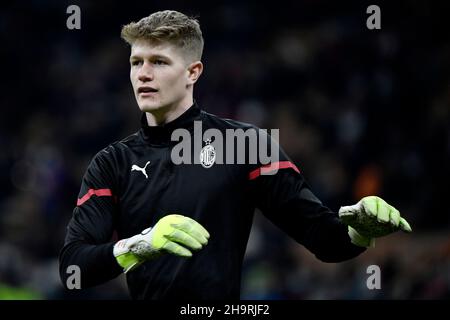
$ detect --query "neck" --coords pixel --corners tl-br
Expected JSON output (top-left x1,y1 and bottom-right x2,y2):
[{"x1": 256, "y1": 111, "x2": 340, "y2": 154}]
[{"x1": 145, "y1": 96, "x2": 193, "y2": 126}]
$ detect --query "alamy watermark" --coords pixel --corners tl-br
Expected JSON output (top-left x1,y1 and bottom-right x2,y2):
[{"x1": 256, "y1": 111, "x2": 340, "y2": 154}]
[
  {"x1": 170, "y1": 121, "x2": 280, "y2": 174},
  {"x1": 66, "y1": 5, "x2": 81, "y2": 30},
  {"x1": 66, "y1": 265, "x2": 81, "y2": 289},
  {"x1": 366, "y1": 264, "x2": 381, "y2": 290},
  {"x1": 366, "y1": 5, "x2": 381, "y2": 30}
]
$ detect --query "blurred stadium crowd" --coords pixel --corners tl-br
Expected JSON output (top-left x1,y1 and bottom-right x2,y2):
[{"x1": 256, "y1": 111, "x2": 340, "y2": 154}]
[{"x1": 0, "y1": 1, "x2": 449, "y2": 299}]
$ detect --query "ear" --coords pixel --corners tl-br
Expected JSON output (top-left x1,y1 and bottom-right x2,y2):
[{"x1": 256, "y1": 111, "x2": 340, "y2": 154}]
[{"x1": 187, "y1": 61, "x2": 203, "y2": 85}]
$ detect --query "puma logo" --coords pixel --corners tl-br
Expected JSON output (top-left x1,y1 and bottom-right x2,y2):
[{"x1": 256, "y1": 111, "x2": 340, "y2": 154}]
[{"x1": 131, "y1": 161, "x2": 151, "y2": 179}]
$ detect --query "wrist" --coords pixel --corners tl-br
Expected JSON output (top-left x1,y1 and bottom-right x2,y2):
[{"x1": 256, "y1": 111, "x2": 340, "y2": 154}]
[
  {"x1": 115, "y1": 251, "x2": 143, "y2": 273},
  {"x1": 113, "y1": 238, "x2": 142, "y2": 273},
  {"x1": 348, "y1": 226, "x2": 375, "y2": 248},
  {"x1": 113, "y1": 228, "x2": 159, "y2": 273}
]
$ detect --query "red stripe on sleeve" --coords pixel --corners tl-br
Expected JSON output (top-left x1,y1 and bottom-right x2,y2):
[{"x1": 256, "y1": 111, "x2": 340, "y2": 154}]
[
  {"x1": 248, "y1": 161, "x2": 300, "y2": 180},
  {"x1": 77, "y1": 189, "x2": 113, "y2": 206}
]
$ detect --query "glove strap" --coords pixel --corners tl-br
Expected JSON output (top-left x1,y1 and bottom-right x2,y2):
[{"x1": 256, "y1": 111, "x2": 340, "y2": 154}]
[
  {"x1": 348, "y1": 226, "x2": 375, "y2": 248},
  {"x1": 113, "y1": 237, "x2": 145, "y2": 273},
  {"x1": 113, "y1": 227, "x2": 161, "y2": 273},
  {"x1": 115, "y1": 251, "x2": 143, "y2": 273}
]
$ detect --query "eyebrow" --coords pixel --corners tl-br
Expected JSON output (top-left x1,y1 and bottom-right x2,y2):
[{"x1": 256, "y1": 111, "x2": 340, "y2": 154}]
[{"x1": 129, "y1": 54, "x2": 171, "y2": 61}]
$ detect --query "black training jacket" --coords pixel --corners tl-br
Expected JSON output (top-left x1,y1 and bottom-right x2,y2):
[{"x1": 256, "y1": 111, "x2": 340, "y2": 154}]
[{"x1": 59, "y1": 102, "x2": 365, "y2": 299}]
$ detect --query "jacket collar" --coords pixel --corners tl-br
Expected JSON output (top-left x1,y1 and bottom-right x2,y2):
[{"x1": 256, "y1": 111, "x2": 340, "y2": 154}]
[{"x1": 140, "y1": 102, "x2": 201, "y2": 145}]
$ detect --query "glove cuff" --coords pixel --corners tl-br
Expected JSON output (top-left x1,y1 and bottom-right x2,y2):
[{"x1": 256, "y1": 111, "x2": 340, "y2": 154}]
[
  {"x1": 115, "y1": 251, "x2": 143, "y2": 273},
  {"x1": 348, "y1": 226, "x2": 375, "y2": 248},
  {"x1": 113, "y1": 227, "x2": 158, "y2": 273}
]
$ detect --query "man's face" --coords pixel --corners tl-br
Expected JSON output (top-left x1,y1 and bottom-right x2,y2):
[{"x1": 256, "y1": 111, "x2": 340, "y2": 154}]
[{"x1": 129, "y1": 39, "x2": 191, "y2": 113}]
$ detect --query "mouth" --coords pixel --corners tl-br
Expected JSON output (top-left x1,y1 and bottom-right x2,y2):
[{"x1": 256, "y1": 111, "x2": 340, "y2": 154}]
[{"x1": 138, "y1": 86, "x2": 158, "y2": 97}]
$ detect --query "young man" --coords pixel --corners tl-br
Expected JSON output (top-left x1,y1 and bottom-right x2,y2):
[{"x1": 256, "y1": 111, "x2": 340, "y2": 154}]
[{"x1": 59, "y1": 10, "x2": 411, "y2": 300}]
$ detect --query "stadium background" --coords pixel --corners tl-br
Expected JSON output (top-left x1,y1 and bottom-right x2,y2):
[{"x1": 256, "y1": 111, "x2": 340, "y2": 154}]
[{"x1": 0, "y1": 0, "x2": 449, "y2": 299}]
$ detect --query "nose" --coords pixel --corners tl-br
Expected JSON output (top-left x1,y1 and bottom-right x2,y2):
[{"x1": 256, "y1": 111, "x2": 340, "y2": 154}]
[{"x1": 138, "y1": 62, "x2": 154, "y2": 82}]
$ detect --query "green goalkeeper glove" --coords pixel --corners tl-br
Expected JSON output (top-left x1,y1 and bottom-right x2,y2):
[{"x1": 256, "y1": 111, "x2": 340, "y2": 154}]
[
  {"x1": 339, "y1": 196, "x2": 412, "y2": 248},
  {"x1": 113, "y1": 214, "x2": 210, "y2": 273}
]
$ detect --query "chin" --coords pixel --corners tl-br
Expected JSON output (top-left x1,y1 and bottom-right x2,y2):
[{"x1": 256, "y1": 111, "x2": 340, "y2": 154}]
[{"x1": 138, "y1": 102, "x2": 163, "y2": 113}]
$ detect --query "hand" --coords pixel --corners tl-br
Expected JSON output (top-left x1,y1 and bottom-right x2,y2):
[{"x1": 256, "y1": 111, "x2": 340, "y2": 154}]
[
  {"x1": 339, "y1": 196, "x2": 412, "y2": 247},
  {"x1": 113, "y1": 214, "x2": 210, "y2": 272}
]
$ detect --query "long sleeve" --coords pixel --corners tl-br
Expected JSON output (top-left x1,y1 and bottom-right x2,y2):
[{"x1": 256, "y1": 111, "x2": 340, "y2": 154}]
[
  {"x1": 59, "y1": 148, "x2": 122, "y2": 289},
  {"x1": 249, "y1": 136, "x2": 366, "y2": 262}
]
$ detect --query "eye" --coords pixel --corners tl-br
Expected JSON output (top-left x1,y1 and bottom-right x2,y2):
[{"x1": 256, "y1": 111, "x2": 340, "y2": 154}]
[
  {"x1": 154, "y1": 59, "x2": 167, "y2": 65},
  {"x1": 131, "y1": 60, "x2": 142, "y2": 66}
]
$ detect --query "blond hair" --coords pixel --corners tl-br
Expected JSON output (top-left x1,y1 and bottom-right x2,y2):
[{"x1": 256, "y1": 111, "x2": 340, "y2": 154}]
[{"x1": 121, "y1": 10, "x2": 204, "y2": 63}]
